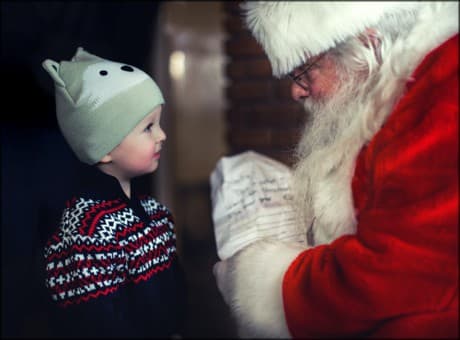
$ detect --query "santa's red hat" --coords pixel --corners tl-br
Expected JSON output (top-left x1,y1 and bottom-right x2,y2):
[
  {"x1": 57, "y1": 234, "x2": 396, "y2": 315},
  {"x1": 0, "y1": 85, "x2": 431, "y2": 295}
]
[{"x1": 242, "y1": 1, "x2": 422, "y2": 77}]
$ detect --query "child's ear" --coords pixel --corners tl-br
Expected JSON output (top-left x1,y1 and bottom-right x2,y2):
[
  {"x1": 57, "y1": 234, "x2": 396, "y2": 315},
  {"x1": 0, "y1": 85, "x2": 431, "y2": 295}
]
[{"x1": 99, "y1": 154, "x2": 113, "y2": 164}]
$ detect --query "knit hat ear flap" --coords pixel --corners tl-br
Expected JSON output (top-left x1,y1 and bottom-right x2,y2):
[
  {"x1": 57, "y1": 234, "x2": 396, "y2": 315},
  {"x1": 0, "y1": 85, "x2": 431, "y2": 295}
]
[
  {"x1": 72, "y1": 46, "x2": 105, "y2": 62},
  {"x1": 42, "y1": 59, "x2": 66, "y2": 87},
  {"x1": 42, "y1": 59, "x2": 76, "y2": 106}
]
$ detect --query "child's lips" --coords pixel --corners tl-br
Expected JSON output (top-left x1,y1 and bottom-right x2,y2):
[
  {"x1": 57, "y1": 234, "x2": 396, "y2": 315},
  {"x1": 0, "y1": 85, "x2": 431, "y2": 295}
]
[{"x1": 153, "y1": 150, "x2": 161, "y2": 159}]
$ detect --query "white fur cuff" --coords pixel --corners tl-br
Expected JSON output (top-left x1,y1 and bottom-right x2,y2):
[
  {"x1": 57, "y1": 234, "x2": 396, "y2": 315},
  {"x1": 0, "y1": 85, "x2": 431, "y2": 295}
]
[{"x1": 228, "y1": 240, "x2": 306, "y2": 338}]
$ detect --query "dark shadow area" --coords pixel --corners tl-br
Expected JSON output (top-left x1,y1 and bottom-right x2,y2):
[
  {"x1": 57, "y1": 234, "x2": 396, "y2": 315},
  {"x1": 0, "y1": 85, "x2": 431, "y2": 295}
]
[
  {"x1": 1, "y1": 124, "x2": 81, "y2": 337},
  {"x1": 178, "y1": 182, "x2": 238, "y2": 338}
]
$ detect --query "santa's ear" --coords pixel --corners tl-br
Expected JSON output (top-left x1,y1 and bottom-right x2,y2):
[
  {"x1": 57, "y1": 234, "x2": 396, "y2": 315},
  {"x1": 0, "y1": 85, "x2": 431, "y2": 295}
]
[{"x1": 359, "y1": 28, "x2": 382, "y2": 65}]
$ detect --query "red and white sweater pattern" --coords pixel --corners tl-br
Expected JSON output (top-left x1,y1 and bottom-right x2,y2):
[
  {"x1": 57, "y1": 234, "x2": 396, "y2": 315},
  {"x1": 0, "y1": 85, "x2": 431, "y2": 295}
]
[{"x1": 44, "y1": 195, "x2": 177, "y2": 306}]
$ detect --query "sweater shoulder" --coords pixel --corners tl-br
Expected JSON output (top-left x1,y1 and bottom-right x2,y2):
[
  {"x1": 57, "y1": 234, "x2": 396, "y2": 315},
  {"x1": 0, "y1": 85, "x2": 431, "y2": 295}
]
[
  {"x1": 139, "y1": 195, "x2": 174, "y2": 220},
  {"x1": 43, "y1": 196, "x2": 130, "y2": 306},
  {"x1": 60, "y1": 196, "x2": 134, "y2": 237}
]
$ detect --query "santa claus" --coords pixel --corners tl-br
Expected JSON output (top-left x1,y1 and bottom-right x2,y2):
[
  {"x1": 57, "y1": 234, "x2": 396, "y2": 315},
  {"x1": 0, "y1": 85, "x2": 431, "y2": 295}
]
[{"x1": 213, "y1": 2, "x2": 458, "y2": 338}]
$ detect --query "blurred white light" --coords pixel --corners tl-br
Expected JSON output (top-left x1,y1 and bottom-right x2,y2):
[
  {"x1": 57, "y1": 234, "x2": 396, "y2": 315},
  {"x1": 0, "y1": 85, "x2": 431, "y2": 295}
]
[{"x1": 169, "y1": 50, "x2": 185, "y2": 80}]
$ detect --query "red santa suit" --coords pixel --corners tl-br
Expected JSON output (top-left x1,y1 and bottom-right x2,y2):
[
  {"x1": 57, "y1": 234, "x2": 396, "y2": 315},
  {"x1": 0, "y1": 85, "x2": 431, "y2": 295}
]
[
  {"x1": 284, "y1": 32, "x2": 458, "y2": 339},
  {"x1": 213, "y1": 2, "x2": 458, "y2": 339}
]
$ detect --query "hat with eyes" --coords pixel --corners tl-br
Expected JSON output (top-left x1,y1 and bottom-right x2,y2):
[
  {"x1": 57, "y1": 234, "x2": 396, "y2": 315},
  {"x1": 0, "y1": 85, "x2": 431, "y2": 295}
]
[
  {"x1": 241, "y1": 1, "x2": 422, "y2": 78},
  {"x1": 42, "y1": 47, "x2": 164, "y2": 165}
]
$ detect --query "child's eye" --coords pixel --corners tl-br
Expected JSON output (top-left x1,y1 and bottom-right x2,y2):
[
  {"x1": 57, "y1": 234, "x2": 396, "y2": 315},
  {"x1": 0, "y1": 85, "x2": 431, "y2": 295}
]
[{"x1": 144, "y1": 123, "x2": 154, "y2": 132}]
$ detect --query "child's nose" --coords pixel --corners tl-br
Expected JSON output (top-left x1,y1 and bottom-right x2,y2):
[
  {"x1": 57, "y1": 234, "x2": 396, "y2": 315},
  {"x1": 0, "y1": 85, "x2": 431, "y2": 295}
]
[{"x1": 156, "y1": 127, "x2": 166, "y2": 143}]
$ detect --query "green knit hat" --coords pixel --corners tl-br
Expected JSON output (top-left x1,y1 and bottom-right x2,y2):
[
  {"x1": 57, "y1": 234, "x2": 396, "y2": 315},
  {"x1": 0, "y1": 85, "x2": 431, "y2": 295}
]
[{"x1": 42, "y1": 47, "x2": 164, "y2": 165}]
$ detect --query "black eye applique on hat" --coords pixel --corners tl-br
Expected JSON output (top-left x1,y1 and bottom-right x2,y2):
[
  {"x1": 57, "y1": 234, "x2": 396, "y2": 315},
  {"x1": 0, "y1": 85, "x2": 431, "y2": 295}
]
[{"x1": 121, "y1": 65, "x2": 134, "y2": 72}]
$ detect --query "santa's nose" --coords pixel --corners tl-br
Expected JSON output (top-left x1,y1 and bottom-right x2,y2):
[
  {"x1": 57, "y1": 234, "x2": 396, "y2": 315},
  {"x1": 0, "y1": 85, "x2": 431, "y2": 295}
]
[{"x1": 291, "y1": 82, "x2": 310, "y2": 102}]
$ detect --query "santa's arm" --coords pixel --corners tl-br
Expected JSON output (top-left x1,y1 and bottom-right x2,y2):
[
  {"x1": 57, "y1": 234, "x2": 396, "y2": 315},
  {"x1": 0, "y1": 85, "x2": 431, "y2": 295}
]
[{"x1": 214, "y1": 240, "x2": 307, "y2": 338}]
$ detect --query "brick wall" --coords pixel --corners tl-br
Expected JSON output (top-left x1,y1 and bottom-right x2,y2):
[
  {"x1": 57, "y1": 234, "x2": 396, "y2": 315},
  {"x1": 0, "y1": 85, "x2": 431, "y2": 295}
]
[{"x1": 223, "y1": 1, "x2": 306, "y2": 166}]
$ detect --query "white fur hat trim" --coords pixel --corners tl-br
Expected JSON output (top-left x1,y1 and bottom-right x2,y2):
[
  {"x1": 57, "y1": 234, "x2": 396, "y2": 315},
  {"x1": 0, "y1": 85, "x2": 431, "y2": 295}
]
[{"x1": 242, "y1": 1, "x2": 421, "y2": 77}]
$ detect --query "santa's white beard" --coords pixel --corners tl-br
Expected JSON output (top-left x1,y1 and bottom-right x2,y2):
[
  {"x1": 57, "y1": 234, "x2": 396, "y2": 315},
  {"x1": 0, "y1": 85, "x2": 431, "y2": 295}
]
[
  {"x1": 299, "y1": 72, "x2": 359, "y2": 158},
  {"x1": 292, "y1": 61, "x2": 370, "y2": 246}
]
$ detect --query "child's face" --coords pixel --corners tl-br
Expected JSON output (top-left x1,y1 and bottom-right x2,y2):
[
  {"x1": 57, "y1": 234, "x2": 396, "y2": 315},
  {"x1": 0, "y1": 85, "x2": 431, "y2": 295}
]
[{"x1": 107, "y1": 105, "x2": 166, "y2": 179}]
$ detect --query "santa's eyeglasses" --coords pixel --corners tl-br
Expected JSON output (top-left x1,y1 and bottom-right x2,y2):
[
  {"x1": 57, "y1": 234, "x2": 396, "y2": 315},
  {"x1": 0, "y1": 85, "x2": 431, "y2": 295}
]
[{"x1": 287, "y1": 53, "x2": 326, "y2": 91}]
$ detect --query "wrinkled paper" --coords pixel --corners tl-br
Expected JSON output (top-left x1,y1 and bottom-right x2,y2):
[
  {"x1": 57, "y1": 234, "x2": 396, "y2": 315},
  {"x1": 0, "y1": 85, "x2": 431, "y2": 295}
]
[{"x1": 210, "y1": 151, "x2": 307, "y2": 260}]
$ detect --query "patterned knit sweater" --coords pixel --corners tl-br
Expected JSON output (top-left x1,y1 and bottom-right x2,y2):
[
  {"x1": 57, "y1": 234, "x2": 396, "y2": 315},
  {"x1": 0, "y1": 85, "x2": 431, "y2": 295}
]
[{"x1": 42, "y1": 165, "x2": 186, "y2": 337}]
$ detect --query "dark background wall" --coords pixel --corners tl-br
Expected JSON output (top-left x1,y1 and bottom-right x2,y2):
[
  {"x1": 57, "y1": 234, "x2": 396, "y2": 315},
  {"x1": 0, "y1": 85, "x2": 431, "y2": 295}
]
[
  {"x1": 2, "y1": 1, "x2": 160, "y2": 128},
  {"x1": 1, "y1": 1, "x2": 160, "y2": 336},
  {"x1": 223, "y1": 1, "x2": 306, "y2": 166}
]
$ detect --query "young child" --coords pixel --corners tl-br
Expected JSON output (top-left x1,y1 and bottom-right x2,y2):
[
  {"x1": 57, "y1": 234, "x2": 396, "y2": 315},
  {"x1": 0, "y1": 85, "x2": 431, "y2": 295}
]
[{"x1": 41, "y1": 47, "x2": 186, "y2": 338}]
